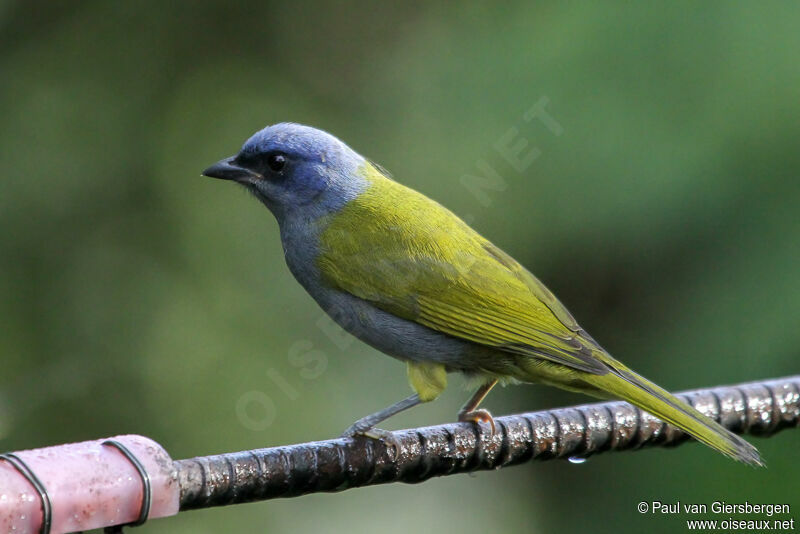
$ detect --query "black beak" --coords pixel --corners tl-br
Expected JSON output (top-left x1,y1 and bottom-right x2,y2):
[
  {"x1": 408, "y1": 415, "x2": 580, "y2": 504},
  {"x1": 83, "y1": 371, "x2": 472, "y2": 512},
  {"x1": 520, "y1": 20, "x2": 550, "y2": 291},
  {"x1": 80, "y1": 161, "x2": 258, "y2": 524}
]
[{"x1": 202, "y1": 157, "x2": 261, "y2": 181}]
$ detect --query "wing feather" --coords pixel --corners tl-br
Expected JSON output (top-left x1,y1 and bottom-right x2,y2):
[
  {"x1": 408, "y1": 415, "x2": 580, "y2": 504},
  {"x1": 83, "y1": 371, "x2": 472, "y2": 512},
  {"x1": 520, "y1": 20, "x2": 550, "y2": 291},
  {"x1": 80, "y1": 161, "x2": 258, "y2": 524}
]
[{"x1": 317, "y1": 166, "x2": 609, "y2": 375}]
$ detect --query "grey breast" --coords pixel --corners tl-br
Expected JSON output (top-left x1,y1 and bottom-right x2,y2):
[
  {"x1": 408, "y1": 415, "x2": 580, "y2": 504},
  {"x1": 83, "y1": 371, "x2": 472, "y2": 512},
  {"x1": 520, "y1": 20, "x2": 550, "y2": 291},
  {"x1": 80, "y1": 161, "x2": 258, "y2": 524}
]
[{"x1": 277, "y1": 212, "x2": 484, "y2": 369}]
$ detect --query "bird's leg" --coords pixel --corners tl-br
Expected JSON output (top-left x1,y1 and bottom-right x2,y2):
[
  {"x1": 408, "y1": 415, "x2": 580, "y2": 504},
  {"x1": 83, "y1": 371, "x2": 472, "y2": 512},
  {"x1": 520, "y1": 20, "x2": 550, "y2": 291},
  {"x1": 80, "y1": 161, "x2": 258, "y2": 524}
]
[
  {"x1": 340, "y1": 394, "x2": 423, "y2": 456},
  {"x1": 341, "y1": 393, "x2": 422, "y2": 438},
  {"x1": 341, "y1": 361, "x2": 447, "y2": 458},
  {"x1": 458, "y1": 379, "x2": 498, "y2": 435}
]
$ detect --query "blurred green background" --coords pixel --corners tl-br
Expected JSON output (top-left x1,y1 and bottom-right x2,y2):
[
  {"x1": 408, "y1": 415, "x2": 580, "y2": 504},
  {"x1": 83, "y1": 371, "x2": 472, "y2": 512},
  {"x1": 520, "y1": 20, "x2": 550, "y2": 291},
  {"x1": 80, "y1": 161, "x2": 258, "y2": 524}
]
[{"x1": 1, "y1": 2, "x2": 798, "y2": 533}]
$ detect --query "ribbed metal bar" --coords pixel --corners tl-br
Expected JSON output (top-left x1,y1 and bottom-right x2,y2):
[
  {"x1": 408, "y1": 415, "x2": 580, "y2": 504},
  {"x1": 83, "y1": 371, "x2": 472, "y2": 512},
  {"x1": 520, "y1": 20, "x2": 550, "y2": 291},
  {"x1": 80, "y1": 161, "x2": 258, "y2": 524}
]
[{"x1": 176, "y1": 375, "x2": 800, "y2": 510}]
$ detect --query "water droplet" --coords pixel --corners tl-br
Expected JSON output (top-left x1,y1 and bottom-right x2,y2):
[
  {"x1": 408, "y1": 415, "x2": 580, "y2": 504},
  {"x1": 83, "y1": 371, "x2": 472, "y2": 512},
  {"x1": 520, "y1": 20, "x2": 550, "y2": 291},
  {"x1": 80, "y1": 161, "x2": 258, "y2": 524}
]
[{"x1": 568, "y1": 456, "x2": 587, "y2": 464}]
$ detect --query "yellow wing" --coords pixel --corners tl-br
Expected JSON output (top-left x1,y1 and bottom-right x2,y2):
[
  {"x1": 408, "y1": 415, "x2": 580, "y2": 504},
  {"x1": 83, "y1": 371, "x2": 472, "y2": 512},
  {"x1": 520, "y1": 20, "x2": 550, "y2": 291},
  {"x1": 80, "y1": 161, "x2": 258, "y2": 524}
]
[{"x1": 317, "y1": 164, "x2": 609, "y2": 375}]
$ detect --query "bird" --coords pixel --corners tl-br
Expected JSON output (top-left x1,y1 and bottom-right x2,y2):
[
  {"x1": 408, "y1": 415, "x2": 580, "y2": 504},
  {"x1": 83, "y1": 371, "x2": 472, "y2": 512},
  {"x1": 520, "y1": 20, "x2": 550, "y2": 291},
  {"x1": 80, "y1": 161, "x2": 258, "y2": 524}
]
[{"x1": 202, "y1": 122, "x2": 762, "y2": 466}]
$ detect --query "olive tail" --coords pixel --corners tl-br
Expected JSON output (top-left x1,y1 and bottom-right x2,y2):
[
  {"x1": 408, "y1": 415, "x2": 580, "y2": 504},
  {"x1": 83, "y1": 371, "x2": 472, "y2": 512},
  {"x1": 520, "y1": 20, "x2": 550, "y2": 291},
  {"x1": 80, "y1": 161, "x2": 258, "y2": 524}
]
[{"x1": 584, "y1": 362, "x2": 763, "y2": 466}]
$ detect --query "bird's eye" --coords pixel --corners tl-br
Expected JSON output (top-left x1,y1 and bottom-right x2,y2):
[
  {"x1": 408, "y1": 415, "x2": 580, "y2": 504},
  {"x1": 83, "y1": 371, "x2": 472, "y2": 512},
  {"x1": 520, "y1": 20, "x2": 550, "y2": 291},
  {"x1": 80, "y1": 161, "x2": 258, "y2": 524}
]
[{"x1": 267, "y1": 153, "x2": 286, "y2": 172}]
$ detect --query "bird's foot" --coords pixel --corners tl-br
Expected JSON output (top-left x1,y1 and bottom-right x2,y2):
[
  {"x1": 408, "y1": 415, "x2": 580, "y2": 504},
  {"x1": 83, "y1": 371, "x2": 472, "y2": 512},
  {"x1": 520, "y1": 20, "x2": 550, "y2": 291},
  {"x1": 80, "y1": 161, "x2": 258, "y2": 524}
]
[
  {"x1": 340, "y1": 424, "x2": 402, "y2": 460},
  {"x1": 458, "y1": 408, "x2": 496, "y2": 436}
]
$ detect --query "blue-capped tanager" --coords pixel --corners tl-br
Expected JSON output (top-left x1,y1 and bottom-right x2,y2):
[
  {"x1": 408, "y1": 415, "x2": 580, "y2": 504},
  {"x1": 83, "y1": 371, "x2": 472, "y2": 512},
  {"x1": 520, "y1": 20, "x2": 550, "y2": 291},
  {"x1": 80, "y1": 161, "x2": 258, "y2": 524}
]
[{"x1": 202, "y1": 123, "x2": 761, "y2": 465}]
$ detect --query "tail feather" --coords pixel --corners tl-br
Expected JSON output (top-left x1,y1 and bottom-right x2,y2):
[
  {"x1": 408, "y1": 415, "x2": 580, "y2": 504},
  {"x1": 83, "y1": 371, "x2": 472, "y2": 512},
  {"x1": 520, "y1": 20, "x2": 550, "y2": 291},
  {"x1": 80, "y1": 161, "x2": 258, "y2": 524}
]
[{"x1": 585, "y1": 361, "x2": 763, "y2": 466}]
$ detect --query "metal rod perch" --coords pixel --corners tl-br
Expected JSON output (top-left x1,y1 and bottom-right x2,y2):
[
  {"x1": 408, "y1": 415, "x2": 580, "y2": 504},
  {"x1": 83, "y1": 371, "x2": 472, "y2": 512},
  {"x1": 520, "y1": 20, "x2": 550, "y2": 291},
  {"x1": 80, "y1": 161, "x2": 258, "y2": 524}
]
[
  {"x1": 177, "y1": 375, "x2": 799, "y2": 510},
  {"x1": 2, "y1": 375, "x2": 798, "y2": 533}
]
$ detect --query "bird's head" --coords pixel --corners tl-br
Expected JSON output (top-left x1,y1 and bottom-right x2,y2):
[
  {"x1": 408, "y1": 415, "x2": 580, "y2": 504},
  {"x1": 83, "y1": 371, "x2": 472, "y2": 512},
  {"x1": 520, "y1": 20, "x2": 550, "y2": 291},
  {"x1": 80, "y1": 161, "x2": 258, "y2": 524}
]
[{"x1": 202, "y1": 123, "x2": 366, "y2": 219}]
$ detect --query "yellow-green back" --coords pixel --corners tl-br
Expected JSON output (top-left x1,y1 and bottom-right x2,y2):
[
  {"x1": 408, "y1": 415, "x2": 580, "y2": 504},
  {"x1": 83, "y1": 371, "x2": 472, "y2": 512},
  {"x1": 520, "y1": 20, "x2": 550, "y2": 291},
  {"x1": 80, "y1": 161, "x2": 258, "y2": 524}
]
[{"x1": 317, "y1": 163, "x2": 606, "y2": 374}]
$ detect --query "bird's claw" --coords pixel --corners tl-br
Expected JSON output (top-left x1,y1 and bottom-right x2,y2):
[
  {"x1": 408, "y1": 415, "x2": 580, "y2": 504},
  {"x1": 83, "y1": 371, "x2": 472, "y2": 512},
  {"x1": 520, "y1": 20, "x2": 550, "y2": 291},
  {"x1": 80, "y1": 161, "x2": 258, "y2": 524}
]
[
  {"x1": 458, "y1": 408, "x2": 496, "y2": 436},
  {"x1": 340, "y1": 425, "x2": 402, "y2": 460}
]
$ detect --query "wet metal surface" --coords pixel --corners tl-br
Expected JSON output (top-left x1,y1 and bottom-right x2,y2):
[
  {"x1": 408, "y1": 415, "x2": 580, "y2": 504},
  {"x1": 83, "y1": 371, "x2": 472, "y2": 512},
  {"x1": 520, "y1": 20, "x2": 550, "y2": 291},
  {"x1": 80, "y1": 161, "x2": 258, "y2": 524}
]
[{"x1": 176, "y1": 376, "x2": 800, "y2": 511}]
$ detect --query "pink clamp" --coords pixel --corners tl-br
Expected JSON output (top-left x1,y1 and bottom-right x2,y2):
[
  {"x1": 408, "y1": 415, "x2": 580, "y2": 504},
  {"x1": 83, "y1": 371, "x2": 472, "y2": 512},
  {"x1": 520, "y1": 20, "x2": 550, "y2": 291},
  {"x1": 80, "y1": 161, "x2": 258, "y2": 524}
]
[{"x1": 0, "y1": 435, "x2": 180, "y2": 534}]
